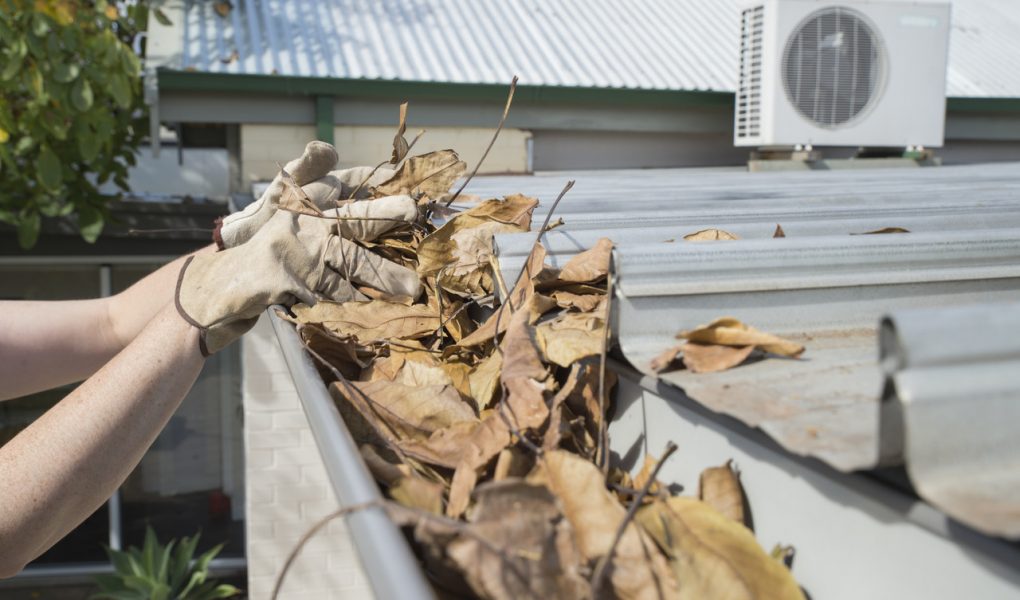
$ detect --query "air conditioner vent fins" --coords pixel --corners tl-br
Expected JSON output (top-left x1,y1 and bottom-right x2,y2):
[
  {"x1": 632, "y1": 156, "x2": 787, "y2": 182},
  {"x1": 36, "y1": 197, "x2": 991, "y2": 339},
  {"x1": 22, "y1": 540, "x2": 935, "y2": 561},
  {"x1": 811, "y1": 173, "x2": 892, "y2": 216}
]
[
  {"x1": 737, "y1": 6, "x2": 765, "y2": 139},
  {"x1": 782, "y1": 6, "x2": 884, "y2": 128}
]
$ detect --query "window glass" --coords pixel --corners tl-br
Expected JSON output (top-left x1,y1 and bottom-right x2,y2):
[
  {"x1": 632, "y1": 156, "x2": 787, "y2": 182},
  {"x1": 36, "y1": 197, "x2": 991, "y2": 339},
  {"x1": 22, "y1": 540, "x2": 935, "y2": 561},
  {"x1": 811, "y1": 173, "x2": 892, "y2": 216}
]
[
  {"x1": 0, "y1": 265, "x2": 107, "y2": 562},
  {"x1": 1, "y1": 263, "x2": 245, "y2": 569}
]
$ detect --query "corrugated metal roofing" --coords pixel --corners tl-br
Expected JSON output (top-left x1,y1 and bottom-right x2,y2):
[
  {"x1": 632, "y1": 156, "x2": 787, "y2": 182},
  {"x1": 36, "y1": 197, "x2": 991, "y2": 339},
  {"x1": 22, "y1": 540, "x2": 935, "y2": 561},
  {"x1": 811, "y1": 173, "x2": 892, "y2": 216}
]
[
  {"x1": 163, "y1": 0, "x2": 1020, "y2": 98},
  {"x1": 474, "y1": 161, "x2": 1020, "y2": 537}
]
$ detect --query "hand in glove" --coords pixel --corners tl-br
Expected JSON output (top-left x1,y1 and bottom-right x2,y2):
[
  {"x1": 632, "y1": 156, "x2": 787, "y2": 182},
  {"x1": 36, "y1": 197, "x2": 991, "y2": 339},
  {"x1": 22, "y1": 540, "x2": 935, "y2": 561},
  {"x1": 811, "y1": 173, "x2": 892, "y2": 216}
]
[
  {"x1": 177, "y1": 194, "x2": 422, "y2": 355},
  {"x1": 215, "y1": 141, "x2": 396, "y2": 249}
]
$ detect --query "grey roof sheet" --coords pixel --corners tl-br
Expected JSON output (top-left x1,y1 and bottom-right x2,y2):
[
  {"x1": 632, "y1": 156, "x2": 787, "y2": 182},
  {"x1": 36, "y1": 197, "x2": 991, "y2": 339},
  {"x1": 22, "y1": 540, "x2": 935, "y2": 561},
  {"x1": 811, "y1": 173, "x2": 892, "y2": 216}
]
[
  {"x1": 155, "y1": 0, "x2": 1020, "y2": 98},
  {"x1": 476, "y1": 162, "x2": 1020, "y2": 538}
]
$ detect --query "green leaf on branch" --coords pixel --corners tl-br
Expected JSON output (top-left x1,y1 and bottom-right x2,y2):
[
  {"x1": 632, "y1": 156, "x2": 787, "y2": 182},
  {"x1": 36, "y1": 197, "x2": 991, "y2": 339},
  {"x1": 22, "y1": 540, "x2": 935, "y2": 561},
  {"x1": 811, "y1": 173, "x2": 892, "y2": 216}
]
[
  {"x1": 17, "y1": 212, "x2": 40, "y2": 249},
  {"x1": 78, "y1": 205, "x2": 104, "y2": 243},
  {"x1": 71, "y1": 77, "x2": 93, "y2": 111},
  {"x1": 53, "y1": 63, "x2": 80, "y2": 83},
  {"x1": 36, "y1": 146, "x2": 62, "y2": 189}
]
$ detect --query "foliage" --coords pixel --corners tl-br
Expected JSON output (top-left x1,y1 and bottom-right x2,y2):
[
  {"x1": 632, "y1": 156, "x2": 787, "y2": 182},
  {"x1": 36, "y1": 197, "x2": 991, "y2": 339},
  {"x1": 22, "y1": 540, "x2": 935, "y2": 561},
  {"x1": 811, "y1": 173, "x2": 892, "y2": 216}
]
[
  {"x1": 91, "y1": 526, "x2": 240, "y2": 600},
  {"x1": 0, "y1": 0, "x2": 148, "y2": 248}
]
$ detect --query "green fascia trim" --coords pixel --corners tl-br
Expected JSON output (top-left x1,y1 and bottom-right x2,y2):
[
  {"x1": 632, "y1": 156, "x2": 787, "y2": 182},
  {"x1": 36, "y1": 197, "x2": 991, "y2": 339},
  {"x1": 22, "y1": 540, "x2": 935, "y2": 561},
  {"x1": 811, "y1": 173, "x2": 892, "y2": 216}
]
[
  {"x1": 946, "y1": 97, "x2": 1020, "y2": 113},
  {"x1": 315, "y1": 95, "x2": 334, "y2": 143},
  {"x1": 156, "y1": 69, "x2": 735, "y2": 108}
]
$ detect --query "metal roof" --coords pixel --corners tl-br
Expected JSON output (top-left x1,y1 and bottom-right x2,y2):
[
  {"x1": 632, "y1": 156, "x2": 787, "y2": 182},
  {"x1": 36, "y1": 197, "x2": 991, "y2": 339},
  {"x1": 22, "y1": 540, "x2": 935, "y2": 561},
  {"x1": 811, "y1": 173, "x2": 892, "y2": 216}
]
[
  {"x1": 476, "y1": 161, "x2": 1020, "y2": 538},
  {"x1": 154, "y1": 0, "x2": 1020, "y2": 98}
]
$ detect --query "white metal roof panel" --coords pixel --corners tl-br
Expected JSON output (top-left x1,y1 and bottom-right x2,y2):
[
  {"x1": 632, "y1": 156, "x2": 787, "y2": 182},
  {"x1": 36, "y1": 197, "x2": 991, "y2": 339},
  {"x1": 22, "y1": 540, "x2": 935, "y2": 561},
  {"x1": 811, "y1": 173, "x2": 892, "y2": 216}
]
[{"x1": 158, "y1": 0, "x2": 1020, "y2": 98}]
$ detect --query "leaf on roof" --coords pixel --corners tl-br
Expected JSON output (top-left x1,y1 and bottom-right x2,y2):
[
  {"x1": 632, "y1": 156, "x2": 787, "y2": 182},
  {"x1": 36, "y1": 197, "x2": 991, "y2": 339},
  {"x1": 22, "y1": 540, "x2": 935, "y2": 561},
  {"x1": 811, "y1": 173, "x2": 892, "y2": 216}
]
[
  {"x1": 852, "y1": 226, "x2": 910, "y2": 235},
  {"x1": 557, "y1": 237, "x2": 613, "y2": 283},
  {"x1": 678, "y1": 317, "x2": 804, "y2": 358},
  {"x1": 684, "y1": 228, "x2": 740, "y2": 241}
]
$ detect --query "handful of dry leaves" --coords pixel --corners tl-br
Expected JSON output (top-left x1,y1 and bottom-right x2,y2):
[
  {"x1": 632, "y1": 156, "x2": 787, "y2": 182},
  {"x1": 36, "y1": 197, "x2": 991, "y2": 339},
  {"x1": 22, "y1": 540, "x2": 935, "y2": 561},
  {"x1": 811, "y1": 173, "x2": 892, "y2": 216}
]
[{"x1": 273, "y1": 89, "x2": 804, "y2": 598}]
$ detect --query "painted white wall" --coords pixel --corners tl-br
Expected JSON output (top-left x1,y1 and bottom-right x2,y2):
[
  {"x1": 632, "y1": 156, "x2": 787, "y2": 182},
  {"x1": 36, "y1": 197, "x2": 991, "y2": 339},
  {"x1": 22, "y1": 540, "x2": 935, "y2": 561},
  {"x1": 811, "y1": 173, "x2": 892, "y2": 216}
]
[{"x1": 242, "y1": 316, "x2": 373, "y2": 600}]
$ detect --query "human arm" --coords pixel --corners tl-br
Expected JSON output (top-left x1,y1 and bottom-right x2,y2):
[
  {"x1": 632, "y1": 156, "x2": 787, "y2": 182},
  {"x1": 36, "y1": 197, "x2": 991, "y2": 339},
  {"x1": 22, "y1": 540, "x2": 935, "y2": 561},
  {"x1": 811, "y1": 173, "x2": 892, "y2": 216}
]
[
  {"x1": 0, "y1": 302, "x2": 204, "y2": 576},
  {"x1": 0, "y1": 245, "x2": 215, "y2": 401}
]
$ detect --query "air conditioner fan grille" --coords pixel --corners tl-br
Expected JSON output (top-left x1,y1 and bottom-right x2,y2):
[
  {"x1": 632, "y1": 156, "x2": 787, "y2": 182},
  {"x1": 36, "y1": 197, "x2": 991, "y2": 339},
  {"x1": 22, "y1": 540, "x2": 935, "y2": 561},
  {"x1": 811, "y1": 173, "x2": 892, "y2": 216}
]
[{"x1": 782, "y1": 7, "x2": 883, "y2": 127}]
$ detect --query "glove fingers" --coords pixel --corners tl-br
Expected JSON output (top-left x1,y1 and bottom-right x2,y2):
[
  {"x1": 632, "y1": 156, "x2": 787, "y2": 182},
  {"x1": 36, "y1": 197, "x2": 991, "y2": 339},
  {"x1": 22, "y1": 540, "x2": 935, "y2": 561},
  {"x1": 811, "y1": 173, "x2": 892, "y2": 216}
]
[
  {"x1": 324, "y1": 237, "x2": 422, "y2": 299},
  {"x1": 285, "y1": 141, "x2": 339, "y2": 186},
  {"x1": 317, "y1": 270, "x2": 370, "y2": 303},
  {"x1": 321, "y1": 195, "x2": 418, "y2": 242},
  {"x1": 219, "y1": 142, "x2": 338, "y2": 249}
]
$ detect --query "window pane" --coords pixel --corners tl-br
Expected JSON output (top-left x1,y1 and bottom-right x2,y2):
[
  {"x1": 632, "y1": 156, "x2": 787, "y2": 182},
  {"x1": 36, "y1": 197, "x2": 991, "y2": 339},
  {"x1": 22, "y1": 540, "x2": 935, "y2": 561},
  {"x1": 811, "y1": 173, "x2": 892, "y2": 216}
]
[
  {"x1": 0, "y1": 266, "x2": 107, "y2": 563},
  {"x1": 0, "y1": 265, "x2": 100, "y2": 300},
  {"x1": 121, "y1": 345, "x2": 246, "y2": 557}
]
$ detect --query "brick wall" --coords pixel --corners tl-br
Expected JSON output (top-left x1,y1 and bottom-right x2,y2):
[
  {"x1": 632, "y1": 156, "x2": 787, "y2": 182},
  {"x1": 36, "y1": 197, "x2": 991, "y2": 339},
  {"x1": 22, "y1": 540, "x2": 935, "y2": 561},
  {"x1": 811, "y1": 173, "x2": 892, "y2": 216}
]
[{"x1": 242, "y1": 316, "x2": 374, "y2": 600}]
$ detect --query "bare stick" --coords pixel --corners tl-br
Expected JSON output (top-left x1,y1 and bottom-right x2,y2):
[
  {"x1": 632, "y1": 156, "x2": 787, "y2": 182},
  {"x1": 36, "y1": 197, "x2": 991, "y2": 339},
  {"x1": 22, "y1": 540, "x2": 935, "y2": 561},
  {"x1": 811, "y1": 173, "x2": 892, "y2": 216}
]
[
  {"x1": 443, "y1": 76, "x2": 518, "y2": 207},
  {"x1": 590, "y1": 441, "x2": 678, "y2": 596},
  {"x1": 597, "y1": 261, "x2": 614, "y2": 473},
  {"x1": 271, "y1": 501, "x2": 383, "y2": 600}
]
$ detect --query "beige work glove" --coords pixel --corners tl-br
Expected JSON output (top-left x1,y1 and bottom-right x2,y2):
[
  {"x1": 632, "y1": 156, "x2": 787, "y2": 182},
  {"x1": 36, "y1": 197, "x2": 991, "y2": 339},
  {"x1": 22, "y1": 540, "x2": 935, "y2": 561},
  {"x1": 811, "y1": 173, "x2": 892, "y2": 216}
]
[
  {"x1": 215, "y1": 141, "x2": 396, "y2": 249},
  {"x1": 177, "y1": 195, "x2": 422, "y2": 355}
]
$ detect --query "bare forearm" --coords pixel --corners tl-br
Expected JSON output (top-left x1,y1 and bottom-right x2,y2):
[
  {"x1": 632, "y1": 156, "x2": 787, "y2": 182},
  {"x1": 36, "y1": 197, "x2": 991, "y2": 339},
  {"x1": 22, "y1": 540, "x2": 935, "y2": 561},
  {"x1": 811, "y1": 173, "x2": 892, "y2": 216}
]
[
  {"x1": 0, "y1": 245, "x2": 214, "y2": 400},
  {"x1": 106, "y1": 245, "x2": 216, "y2": 347},
  {"x1": 0, "y1": 304, "x2": 204, "y2": 576}
]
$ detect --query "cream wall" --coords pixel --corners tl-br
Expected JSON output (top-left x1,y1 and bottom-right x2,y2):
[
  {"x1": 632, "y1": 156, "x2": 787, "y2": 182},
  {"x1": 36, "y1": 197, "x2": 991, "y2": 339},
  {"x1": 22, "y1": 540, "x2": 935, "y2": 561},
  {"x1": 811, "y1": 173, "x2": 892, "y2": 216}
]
[
  {"x1": 241, "y1": 124, "x2": 531, "y2": 184},
  {"x1": 242, "y1": 316, "x2": 373, "y2": 600}
]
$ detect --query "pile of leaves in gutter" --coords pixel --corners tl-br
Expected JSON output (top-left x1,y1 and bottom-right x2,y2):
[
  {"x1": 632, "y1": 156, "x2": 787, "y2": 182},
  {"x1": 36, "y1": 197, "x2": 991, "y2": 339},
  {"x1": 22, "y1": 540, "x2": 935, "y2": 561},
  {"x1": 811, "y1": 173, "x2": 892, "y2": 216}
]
[{"x1": 276, "y1": 138, "x2": 805, "y2": 598}]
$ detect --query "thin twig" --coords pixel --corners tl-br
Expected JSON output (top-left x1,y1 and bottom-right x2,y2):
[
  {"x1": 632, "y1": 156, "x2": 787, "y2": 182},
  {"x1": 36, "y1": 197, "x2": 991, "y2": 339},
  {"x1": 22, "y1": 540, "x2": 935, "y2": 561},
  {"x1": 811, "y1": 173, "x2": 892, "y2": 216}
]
[
  {"x1": 443, "y1": 75, "x2": 518, "y2": 207},
  {"x1": 271, "y1": 501, "x2": 383, "y2": 600},
  {"x1": 127, "y1": 227, "x2": 214, "y2": 235},
  {"x1": 597, "y1": 259, "x2": 615, "y2": 473},
  {"x1": 590, "y1": 441, "x2": 678, "y2": 596}
]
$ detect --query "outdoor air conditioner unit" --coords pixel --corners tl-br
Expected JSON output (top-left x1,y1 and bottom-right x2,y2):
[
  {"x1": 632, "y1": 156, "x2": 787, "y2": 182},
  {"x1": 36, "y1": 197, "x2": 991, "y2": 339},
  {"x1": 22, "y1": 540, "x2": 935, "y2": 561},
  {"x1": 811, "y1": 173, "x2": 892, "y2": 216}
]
[{"x1": 734, "y1": 0, "x2": 951, "y2": 148}]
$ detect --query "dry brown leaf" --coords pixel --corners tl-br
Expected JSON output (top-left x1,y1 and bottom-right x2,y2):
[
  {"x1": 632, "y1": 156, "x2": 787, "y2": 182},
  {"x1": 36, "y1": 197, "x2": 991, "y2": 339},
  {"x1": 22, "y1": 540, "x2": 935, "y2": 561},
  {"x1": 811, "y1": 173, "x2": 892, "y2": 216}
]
[
  {"x1": 678, "y1": 317, "x2": 804, "y2": 357},
  {"x1": 390, "y1": 476, "x2": 444, "y2": 515},
  {"x1": 493, "y1": 447, "x2": 533, "y2": 481},
  {"x1": 416, "y1": 194, "x2": 538, "y2": 298},
  {"x1": 446, "y1": 464, "x2": 477, "y2": 519},
  {"x1": 468, "y1": 351, "x2": 502, "y2": 411},
  {"x1": 446, "y1": 480, "x2": 590, "y2": 600},
  {"x1": 374, "y1": 149, "x2": 467, "y2": 201},
  {"x1": 333, "y1": 380, "x2": 476, "y2": 443},
  {"x1": 396, "y1": 413, "x2": 510, "y2": 470},
  {"x1": 632, "y1": 454, "x2": 664, "y2": 498},
  {"x1": 530, "y1": 451, "x2": 678, "y2": 599},
  {"x1": 277, "y1": 168, "x2": 325, "y2": 217},
  {"x1": 439, "y1": 361, "x2": 473, "y2": 400},
  {"x1": 557, "y1": 237, "x2": 613, "y2": 283},
  {"x1": 699, "y1": 460, "x2": 746, "y2": 525},
  {"x1": 535, "y1": 310, "x2": 605, "y2": 368},
  {"x1": 649, "y1": 344, "x2": 683, "y2": 374},
  {"x1": 359, "y1": 444, "x2": 411, "y2": 486},
  {"x1": 682, "y1": 343, "x2": 756, "y2": 373},
  {"x1": 213, "y1": 1, "x2": 232, "y2": 18},
  {"x1": 636, "y1": 497, "x2": 804, "y2": 600},
  {"x1": 297, "y1": 323, "x2": 372, "y2": 381},
  {"x1": 458, "y1": 244, "x2": 550, "y2": 347},
  {"x1": 499, "y1": 307, "x2": 551, "y2": 431},
  {"x1": 773, "y1": 224, "x2": 786, "y2": 238},
  {"x1": 551, "y1": 290, "x2": 604, "y2": 312},
  {"x1": 293, "y1": 301, "x2": 440, "y2": 342},
  {"x1": 684, "y1": 228, "x2": 740, "y2": 242},
  {"x1": 391, "y1": 102, "x2": 409, "y2": 164},
  {"x1": 853, "y1": 226, "x2": 910, "y2": 235}
]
